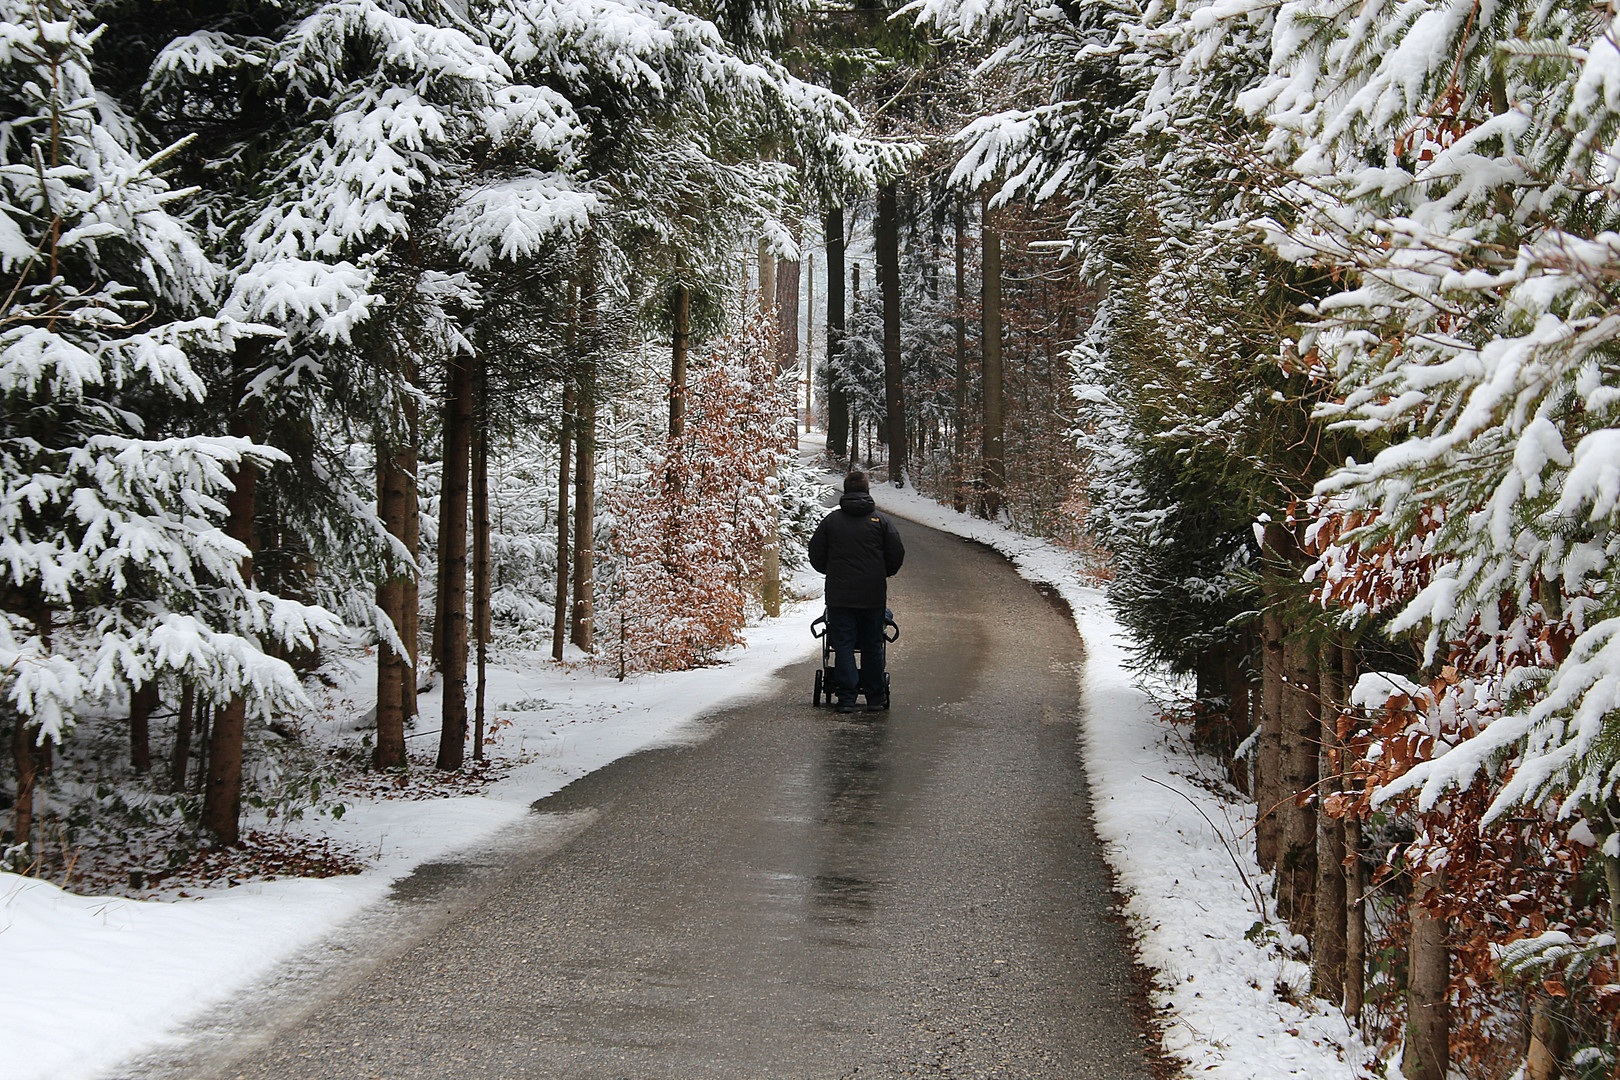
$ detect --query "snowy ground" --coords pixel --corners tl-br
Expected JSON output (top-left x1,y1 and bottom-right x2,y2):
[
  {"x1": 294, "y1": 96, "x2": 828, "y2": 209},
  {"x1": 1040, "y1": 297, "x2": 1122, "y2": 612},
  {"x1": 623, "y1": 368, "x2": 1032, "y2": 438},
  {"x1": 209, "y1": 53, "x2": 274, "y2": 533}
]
[{"x1": 3, "y1": 452, "x2": 1373, "y2": 1080}]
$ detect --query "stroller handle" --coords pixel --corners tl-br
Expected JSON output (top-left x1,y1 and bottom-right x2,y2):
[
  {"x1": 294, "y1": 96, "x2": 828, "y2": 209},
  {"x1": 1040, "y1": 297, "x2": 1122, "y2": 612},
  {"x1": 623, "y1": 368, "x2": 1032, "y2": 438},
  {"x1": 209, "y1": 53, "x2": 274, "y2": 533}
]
[{"x1": 810, "y1": 610, "x2": 899, "y2": 642}]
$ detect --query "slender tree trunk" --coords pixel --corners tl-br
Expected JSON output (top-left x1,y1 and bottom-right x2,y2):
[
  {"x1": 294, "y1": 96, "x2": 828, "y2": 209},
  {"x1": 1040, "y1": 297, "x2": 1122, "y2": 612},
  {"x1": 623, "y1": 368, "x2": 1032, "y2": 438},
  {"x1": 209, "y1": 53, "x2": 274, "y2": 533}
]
[
  {"x1": 979, "y1": 189, "x2": 1004, "y2": 517},
  {"x1": 1313, "y1": 636, "x2": 1347, "y2": 1002},
  {"x1": 1342, "y1": 633, "x2": 1365, "y2": 1023},
  {"x1": 1344, "y1": 811, "x2": 1365, "y2": 1021},
  {"x1": 1280, "y1": 628, "x2": 1319, "y2": 933},
  {"x1": 671, "y1": 282, "x2": 689, "y2": 440},
  {"x1": 129, "y1": 680, "x2": 157, "y2": 774},
  {"x1": 552, "y1": 379, "x2": 573, "y2": 662},
  {"x1": 1527, "y1": 996, "x2": 1568, "y2": 1080},
  {"x1": 877, "y1": 180, "x2": 906, "y2": 486},
  {"x1": 758, "y1": 233, "x2": 782, "y2": 617},
  {"x1": 776, "y1": 229, "x2": 800, "y2": 373},
  {"x1": 374, "y1": 433, "x2": 410, "y2": 771},
  {"x1": 572, "y1": 264, "x2": 597, "y2": 654},
  {"x1": 169, "y1": 682, "x2": 194, "y2": 794},
  {"x1": 805, "y1": 251, "x2": 814, "y2": 428},
  {"x1": 10, "y1": 707, "x2": 36, "y2": 853},
  {"x1": 1403, "y1": 869, "x2": 1451, "y2": 1080},
  {"x1": 436, "y1": 351, "x2": 474, "y2": 771},
  {"x1": 191, "y1": 702, "x2": 210, "y2": 797},
  {"x1": 850, "y1": 264, "x2": 861, "y2": 467},
  {"x1": 954, "y1": 199, "x2": 969, "y2": 514},
  {"x1": 204, "y1": 697, "x2": 249, "y2": 843},
  {"x1": 825, "y1": 205, "x2": 848, "y2": 460},
  {"x1": 401, "y1": 378, "x2": 420, "y2": 732},
  {"x1": 472, "y1": 356, "x2": 490, "y2": 763},
  {"x1": 202, "y1": 412, "x2": 258, "y2": 845},
  {"x1": 1258, "y1": 522, "x2": 1287, "y2": 872},
  {"x1": 1195, "y1": 647, "x2": 1223, "y2": 711},
  {"x1": 1608, "y1": 853, "x2": 1620, "y2": 971},
  {"x1": 571, "y1": 379, "x2": 596, "y2": 652},
  {"x1": 759, "y1": 237, "x2": 775, "y2": 320}
]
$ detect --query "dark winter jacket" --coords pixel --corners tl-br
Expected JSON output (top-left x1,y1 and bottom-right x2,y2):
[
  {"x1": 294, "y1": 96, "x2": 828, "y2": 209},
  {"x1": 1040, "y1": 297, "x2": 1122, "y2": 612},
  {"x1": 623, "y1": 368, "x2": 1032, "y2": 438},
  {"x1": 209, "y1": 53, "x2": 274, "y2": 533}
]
[{"x1": 807, "y1": 492, "x2": 905, "y2": 609}]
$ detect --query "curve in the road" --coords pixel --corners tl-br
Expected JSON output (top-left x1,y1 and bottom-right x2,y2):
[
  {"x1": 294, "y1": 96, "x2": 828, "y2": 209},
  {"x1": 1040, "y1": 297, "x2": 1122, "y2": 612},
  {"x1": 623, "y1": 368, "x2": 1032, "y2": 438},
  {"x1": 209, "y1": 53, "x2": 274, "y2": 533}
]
[{"x1": 118, "y1": 515, "x2": 1155, "y2": 1080}]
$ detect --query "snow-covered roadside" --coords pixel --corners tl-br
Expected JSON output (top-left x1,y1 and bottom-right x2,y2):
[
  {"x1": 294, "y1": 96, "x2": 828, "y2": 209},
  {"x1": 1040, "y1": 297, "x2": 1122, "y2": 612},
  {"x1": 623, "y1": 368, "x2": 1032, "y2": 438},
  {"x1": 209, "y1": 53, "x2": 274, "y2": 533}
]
[
  {"x1": 870, "y1": 482, "x2": 1374, "y2": 1079},
  {"x1": 0, "y1": 573, "x2": 824, "y2": 1080}
]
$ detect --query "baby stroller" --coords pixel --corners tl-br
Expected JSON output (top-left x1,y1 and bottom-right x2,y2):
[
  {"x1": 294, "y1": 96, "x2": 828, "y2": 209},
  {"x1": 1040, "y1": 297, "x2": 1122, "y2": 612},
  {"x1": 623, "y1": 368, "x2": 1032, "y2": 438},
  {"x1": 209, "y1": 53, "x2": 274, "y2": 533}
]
[{"x1": 810, "y1": 608, "x2": 899, "y2": 709}]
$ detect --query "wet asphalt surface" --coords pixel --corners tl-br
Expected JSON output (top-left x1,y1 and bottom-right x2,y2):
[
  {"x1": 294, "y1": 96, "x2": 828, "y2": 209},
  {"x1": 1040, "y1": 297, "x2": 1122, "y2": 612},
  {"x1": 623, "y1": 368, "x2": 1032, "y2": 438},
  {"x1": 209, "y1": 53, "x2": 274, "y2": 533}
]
[{"x1": 118, "y1": 515, "x2": 1153, "y2": 1080}]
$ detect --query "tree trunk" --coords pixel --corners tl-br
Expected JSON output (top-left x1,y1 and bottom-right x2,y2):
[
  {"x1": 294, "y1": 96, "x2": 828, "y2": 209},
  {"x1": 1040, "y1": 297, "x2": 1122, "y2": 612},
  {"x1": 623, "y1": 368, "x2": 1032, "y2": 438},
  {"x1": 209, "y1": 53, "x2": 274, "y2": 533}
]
[
  {"x1": 1527, "y1": 996, "x2": 1568, "y2": 1080},
  {"x1": 759, "y1": 237, "x2": 775, "y2": 320},
  {"x1": 1344, "y1": 631, "x2": 1366, "y2": 1021},
  {"x1": 671, "y1": 282, "x2": 689, "y2": 440},
  {"x1": 760, "y1": 229, "x2": 786, "y2": 616},
  {"x1": 472, "y1": 356, "x2": 490, "y2": 763},
  {"x1": 805, "y1": 251, "x2": 814, "y2": 428},
  {"x1": 1257, "y1": 523, "x2": 1287, "y2": 873},
  {"x1": 979, "y1": 189, "x2": 1004, "y2": 518},
  {"x1": 129, "y1": 680, "x2": 157, "y2": 774},
  {"x1": 202, "y1": 393, "x2": 259, "y2": 846},
  {"x1": 850, "y1": 264, "x2": 861, "y2": 466},
  {"x1": 954, "y1": 198, "x2": 969, "y2": 514},
  {"x1": 1402, "y1": 869, "x2": 1451, "y2": 1080},
  {"x1": 825, "y1": 205, "x2": 849, "y2": 460},
  {"x1": 1313, "y1": 636, "x2": 1347, "y2": 1003},
  {"x1": 374, "y1": 433, "x2": 410, "y2": 771},
  {"x1": 1344, "y1": 812, "x2": 1365, "y2": 1022},
  {"x1": 877, "y1": 180, "x2": 906, "y2": 486},
  {"x1": 1195, "y1": 647, "x2": 1223, "y2": 711},
  {"x1": 401, "y1": 378, "x2": 420, "y2": 732},
  {"x1": 571, "y1": 267, "x2": 597, "y2": 654},
  {"x1": 776, "y1": 233, "x2": 800, "y2": 373},
  {"x1": 762, "y1": 516, "x2": 781, "y2": 617},
  {"x1": 571, "y1": 380, "x2": 596, "y2": 652},
  {"x1": 1280, "y1": 628, "x2": 1319, "y2": 933},
  {"x1": 191, "y1": 702, "x2": 210, "y2": 797},
  {"x1": 1608, "y1": 853, "x2": 1620, "y2": 971},
  {"x1": 552, "y1": 379, "x2": 573, "y2": 662},
  {"x1": 169, "y1": 682, "x2": 194, "y2": 794},
  {"x1": 9, "y1": 709, "x2": 36, "y2": 853},
  {"x1": 436, "y1": 350, "x2": 474, "y2": 771}
]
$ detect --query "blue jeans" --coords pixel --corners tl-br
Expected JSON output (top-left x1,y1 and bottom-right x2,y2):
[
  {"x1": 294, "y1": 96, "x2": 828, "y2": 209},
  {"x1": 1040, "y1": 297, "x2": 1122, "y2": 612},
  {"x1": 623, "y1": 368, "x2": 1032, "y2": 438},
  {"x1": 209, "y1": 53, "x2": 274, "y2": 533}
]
[{"x1": 826, "y1": 607, "x2": 886, "y2": 703}]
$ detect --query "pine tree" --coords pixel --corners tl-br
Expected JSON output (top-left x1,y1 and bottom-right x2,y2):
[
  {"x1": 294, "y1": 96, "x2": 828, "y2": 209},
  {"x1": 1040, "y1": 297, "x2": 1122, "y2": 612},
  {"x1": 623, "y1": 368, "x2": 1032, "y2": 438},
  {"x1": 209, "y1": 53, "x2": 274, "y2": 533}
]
[{"x1": 0, "y1": 0, "x2": 338, "y2": 851}]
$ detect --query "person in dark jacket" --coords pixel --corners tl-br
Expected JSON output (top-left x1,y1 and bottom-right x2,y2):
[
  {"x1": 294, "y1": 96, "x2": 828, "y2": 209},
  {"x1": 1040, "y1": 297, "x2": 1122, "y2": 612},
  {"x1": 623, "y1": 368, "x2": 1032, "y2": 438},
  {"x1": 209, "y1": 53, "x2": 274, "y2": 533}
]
[{"x1": 807, "y1": 471, "x2": 904, "y2": 712}]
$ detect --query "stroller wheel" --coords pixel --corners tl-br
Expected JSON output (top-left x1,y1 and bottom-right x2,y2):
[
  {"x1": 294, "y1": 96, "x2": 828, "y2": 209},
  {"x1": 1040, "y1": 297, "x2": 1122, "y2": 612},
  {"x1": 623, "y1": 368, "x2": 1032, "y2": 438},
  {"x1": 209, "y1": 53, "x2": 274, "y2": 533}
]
[{"x1": 813, "y1": 668, "x2": 823, "y2": 707}]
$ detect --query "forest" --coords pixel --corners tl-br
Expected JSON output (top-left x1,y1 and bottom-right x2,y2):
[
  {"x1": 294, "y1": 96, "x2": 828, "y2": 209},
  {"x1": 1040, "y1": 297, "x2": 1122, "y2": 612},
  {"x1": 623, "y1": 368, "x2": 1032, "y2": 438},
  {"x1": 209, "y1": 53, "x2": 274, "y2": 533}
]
[{"x1": 4, "y1": 0, "x2": 1620, "y2": 1075}]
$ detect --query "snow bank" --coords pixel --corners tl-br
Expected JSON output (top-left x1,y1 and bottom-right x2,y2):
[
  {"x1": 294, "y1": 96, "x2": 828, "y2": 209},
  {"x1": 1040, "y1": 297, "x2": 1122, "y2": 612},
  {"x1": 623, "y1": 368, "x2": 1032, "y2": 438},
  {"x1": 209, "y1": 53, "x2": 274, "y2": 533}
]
[{"x1": 871, "y1": 482, "x2": 1372, "y2": 1079}]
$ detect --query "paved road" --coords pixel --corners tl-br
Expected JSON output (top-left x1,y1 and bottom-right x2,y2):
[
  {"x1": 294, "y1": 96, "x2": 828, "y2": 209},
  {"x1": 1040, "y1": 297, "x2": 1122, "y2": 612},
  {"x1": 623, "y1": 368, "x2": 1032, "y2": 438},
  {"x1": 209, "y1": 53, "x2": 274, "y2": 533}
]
[{"x1": 122, "y1": 515, "x2": 1154, "y2": 1080}]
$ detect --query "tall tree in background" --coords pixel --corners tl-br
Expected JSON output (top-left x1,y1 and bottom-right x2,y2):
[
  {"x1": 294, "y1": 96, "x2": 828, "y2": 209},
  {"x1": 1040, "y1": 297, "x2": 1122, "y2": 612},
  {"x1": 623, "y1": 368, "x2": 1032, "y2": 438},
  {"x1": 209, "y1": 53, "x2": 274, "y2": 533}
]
[
  {"x1": 977, "y1": 190, "x2": 1003, "y2": 517},
  {"x1": 825, "y1": 205, "x2": 850, "y2": 458},
  {"x1": 436, "y1": 349, "x2": 475, "y2": 769},
  {"x1": 876, "y1": 181, "x2": 907, "y2": 485}
]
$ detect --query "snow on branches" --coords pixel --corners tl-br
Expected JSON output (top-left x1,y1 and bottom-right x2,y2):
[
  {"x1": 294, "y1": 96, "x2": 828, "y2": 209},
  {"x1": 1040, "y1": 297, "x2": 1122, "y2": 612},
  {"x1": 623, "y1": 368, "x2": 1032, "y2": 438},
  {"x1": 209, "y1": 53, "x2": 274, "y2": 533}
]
[{"x1": 0, "y1": 0, "x2": 335, "y2": 741}]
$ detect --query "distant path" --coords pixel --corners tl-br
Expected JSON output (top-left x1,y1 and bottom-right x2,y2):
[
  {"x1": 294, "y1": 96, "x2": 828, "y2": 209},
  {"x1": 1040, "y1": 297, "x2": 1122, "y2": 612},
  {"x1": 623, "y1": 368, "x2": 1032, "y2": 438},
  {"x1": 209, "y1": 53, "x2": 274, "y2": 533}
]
[{"x1": 121, "y1": 515, "x2": 1153, "y2": 1080}]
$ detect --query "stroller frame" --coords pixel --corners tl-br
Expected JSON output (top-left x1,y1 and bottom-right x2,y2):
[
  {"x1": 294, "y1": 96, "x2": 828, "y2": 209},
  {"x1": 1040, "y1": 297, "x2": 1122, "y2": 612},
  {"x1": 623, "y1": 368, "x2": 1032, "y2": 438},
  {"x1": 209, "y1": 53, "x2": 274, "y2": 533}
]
[{"x1": 809, "y1": 608, "x2": 899, "y2": 709}]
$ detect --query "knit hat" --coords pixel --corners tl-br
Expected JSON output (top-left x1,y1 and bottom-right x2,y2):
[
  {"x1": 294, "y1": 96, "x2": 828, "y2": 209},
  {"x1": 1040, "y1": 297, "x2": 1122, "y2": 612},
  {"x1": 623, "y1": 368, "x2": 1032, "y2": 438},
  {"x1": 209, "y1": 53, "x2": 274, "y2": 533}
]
[{"x1": 843, "y1": 471, "x2": 869, "y2": 494}]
